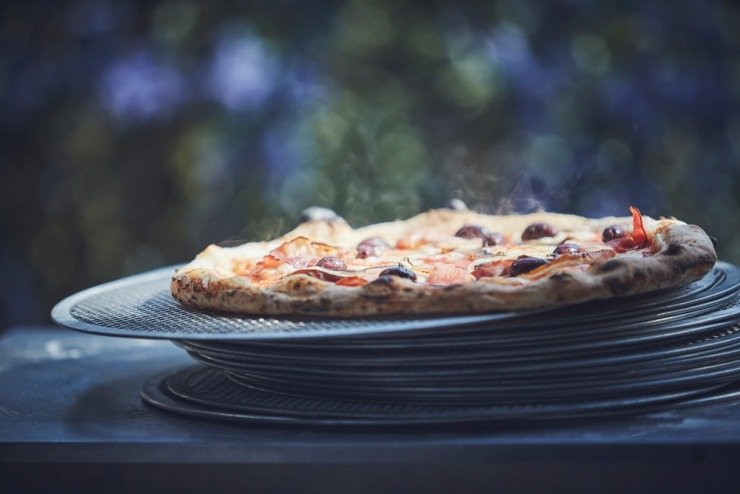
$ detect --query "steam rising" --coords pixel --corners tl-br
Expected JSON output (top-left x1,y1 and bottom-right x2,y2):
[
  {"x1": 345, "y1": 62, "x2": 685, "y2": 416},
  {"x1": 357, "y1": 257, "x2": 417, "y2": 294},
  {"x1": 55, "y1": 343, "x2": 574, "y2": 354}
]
[
  {"x1": 448, "y1": 168, "x2": 551, "y2": 215},
  {"x1": 495, "y1": 176, "x2": 548, "y2": 214},
  {"x1": 218, "y1": 215, "x2": 290, "y2": 247}
]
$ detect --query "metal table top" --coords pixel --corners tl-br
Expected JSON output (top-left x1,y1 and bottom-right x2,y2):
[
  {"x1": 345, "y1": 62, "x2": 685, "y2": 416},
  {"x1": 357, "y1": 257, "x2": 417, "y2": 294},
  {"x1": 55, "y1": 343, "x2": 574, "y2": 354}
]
[{"x1": 2, "y1": 326, "x2": 740, "y2": 493}]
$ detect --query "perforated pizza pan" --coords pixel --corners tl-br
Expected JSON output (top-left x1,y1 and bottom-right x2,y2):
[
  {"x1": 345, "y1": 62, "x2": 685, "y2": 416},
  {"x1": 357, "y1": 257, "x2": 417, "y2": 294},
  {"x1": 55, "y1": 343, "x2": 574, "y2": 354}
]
[
  {"x1": 53, "y1": 262, "x2": 740, "y2": 341},
  {"x1": 176, "y1": 302, "x2": 740, "y2": 364},
  {"x1": 52, "y1": 265, "x2": 542, "y2": 340},
  {"x1": 219, "y1": 350, "x2": 740, "y2": 398},
  {"x1": 140, "y1": 365, "x2": 740, "y2": 426},
  {"x1": 175, "y1": 325, "x2": 740, "y2": 375},
  {"x1": 184, "y1": 338, "x2": 740, "y2": 395}
]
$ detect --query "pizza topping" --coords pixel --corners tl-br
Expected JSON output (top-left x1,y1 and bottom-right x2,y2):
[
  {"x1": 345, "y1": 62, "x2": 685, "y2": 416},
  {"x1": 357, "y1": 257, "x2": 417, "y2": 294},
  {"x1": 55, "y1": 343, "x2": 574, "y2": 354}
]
[
  {"x1": 356, "y1": 237, "x2": 390, "y2": 259},
  {"x1": 606, "y1": 206, "x2": 651, "y2": 253},
  {"x1": 286, "y1": 265, "x2": 371, "y2": 283},
  {"x1": 482, "y1": 232, "x2": 505, "y2": 246},
  {"x1": 508, "y1": 256, "x2": 548, "y2": 276},
  {"x1": 553, "y1": 243, "x2": 585, "y2": 256},
  {"x1": 395, "y1": 233, "x2": 425, "y2": 250},
  {"x1": 316, "y1": 256, "x2": 347, "y2": 270},
  {"x1": 245, "y1": 237, "x2": 344, "y2": 282},
  {"x1": 288, "y1": 268, "x2": 343, "y2": 282},
  {"x1": 254, "y1": 254, "x2": 282, "y2": 270},
  {"x1": 426, "y1": 264, "x2": 476, "y2": 285},
  {"x1": 471, "y1": 259, "x2": 515, "y2": 279},
  {"x1": 248, "y1": 255, "x2": 287, "y2": 283},
  {"x1": 422, "y1": 254, "x2": 471, "y2": 269},
  {"x1": 268, "y1": 236, "x2": 338, "y2": 267},
  {"x1": 606, "y1": 238, "x2": 632, "y2": 252},
  {"x1": 378, "y1": 264, "x2": 417, "y2": 281},
  {"x1": 585, "y1": 248, "x2": 617, "y2": 262},
  {"x1": 335, "y1": 276, "x2": 368, "y2": 287},
  {"x1": 521, "y1": 222, "x2": 559, "y2": 241},
  {"x1": 602, "y1": 225, "x2": 626, "y2": 242},
  {"x1": 455, "y1": 225, "x2": 489, "y2": 239},
  {"x1": 628, "y1": 206, "x2": 648, "y2": 247}
]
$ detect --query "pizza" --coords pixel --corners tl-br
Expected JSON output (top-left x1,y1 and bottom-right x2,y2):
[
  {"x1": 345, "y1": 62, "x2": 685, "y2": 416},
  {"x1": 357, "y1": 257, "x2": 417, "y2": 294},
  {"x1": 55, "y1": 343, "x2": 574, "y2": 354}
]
[{"x1": 171, "y1": 206, "x2": 717, "y2": 317}]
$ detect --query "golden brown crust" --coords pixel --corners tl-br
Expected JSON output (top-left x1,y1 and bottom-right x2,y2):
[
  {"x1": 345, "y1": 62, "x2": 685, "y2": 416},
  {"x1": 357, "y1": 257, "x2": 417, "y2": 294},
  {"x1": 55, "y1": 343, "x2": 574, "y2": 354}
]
[{"x1": 171, "y1": 210, "x2": 717, "y2": 317}]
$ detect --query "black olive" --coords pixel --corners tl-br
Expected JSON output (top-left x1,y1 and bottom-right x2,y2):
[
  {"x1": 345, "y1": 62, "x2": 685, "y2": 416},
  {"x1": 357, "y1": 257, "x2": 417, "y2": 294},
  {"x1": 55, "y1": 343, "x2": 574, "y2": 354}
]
[
  {"x1": 316, "y1": 256, "x2": 347, "y2": 270},
  {"x1": 378, "y1": 265, "x2": 417, "y2": 281},
  {"x1": 482, "y1": 232, "x2": 505, "y2": 246},
  {"x1": 508, "y1": 256, "x2": 547, "y2": 276},
  {"x1": 602, "y1": 225, "x2": 626, "y2": 242},
  {"x1": 521, "y1": 222, "x2": 558, "y2": 241},
  {"x1": 455, "y1": 225, "x2": 489, "y2": 239},
  {"x1": 298, "y1": 207, "x2": 342, "y2": 224},
  {"x1": 356, "y1": 237, "x2": 390, "y2": 259},
  {"x1": 553, "y1": 243, "x2": 584, "y2": 256}
]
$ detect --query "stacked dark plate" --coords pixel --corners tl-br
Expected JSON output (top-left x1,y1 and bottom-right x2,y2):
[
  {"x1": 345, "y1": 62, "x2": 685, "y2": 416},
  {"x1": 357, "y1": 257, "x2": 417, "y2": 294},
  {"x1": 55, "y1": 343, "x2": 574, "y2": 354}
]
[{"x1": 53, "y1": 262, "x2": 740, "y2": 426}]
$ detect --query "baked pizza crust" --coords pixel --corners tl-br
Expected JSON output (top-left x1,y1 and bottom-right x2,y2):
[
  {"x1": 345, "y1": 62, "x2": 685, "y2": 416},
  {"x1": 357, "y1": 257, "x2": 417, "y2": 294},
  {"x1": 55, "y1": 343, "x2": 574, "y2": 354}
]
[{"x1": 171, "y1": 210, "x2": 717, "y2": 317}]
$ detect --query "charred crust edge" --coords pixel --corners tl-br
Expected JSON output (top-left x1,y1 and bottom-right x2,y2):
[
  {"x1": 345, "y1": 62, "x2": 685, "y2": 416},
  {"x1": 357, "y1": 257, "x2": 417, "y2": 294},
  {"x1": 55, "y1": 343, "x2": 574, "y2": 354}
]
[
  {"x1": 599, "y1": 259, "x2": 625, "y2": 272},
  {"x1": 605, "y1": 276, "x2": 629, "y2": 295},
  {"x1": 664, "y1": 243, "x2": 683, "y2": 256}
]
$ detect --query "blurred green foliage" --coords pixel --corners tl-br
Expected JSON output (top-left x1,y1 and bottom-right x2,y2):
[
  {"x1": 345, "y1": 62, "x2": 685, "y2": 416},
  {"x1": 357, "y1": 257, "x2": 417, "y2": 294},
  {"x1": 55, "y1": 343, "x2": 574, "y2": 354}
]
[{"x1": 0, "y1": 0, "x2": 738, "y2": 325}]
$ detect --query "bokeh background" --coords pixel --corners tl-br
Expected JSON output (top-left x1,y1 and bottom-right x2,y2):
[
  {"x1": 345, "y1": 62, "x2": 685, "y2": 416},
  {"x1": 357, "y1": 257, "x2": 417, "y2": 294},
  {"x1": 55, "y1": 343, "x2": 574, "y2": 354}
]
[{"x1": 1, "y1": 0, "x2": 739, "y2": 329}]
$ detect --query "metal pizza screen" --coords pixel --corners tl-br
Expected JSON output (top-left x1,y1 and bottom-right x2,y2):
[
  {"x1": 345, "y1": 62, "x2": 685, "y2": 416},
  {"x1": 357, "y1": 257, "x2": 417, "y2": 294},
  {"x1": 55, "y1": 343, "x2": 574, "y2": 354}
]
[
  {"x1": 69, "y1": 279, "x2": 403, "y2": 337},
  {"x1": 60, "y1": 268, "x2": 527, "y2": 339}
]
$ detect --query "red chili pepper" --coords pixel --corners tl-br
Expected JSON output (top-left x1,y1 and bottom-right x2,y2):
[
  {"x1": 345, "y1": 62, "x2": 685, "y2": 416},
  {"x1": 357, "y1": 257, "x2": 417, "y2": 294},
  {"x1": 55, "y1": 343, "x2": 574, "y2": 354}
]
[
  {"x1": 607, "y1": 206, "x2": 650, "y2": 252},
  {"x1": 629, "y1": 206, "x2": 649, "y2": 249}
]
